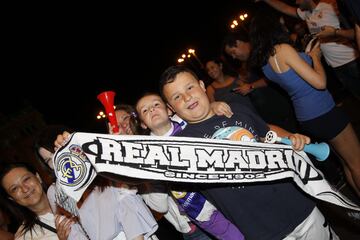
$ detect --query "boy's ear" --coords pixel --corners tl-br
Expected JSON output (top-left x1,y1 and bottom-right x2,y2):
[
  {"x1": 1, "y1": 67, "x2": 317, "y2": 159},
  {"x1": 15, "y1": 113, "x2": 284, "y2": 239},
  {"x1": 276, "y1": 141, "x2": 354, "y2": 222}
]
[
  {"x1": 167, "y1": 107, "x2": 173, "y2": 116},
  {"x1": 167, "y1": 103, "x2": 175, "y2": 113},
  {"x1": 199, "y1": 80, "x2": 206, "y2": 91},
  {"x1": 140, "y1": 122, "x2": 148, "y2": 130}
]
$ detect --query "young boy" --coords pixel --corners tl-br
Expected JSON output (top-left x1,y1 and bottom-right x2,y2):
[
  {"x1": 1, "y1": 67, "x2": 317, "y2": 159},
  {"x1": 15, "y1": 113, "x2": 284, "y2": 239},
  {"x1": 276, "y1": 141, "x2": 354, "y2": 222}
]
[
  {"x1": 159, "y1": 65, "x2": 339, "y2": 240},
  {"x1": 135, "y1": 93, "x2": 244, "y2": 240},
  {"x1": 136, "y1": 93, "x2": 233, "y2": 136}
]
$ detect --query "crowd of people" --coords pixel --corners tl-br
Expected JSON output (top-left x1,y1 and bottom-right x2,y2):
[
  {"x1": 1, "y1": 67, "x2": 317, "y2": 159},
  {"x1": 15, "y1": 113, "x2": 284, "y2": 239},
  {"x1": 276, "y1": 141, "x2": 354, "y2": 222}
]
[{"x1": 1, "y1": 0, "x2": 359, "y2": 239}]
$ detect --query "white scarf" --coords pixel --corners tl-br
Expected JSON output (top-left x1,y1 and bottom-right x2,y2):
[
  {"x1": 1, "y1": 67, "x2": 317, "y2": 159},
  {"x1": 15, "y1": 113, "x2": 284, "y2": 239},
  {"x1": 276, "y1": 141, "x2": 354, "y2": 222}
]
[{"x1": 53, "y1": 132, "x2": 359, "y2": 215}]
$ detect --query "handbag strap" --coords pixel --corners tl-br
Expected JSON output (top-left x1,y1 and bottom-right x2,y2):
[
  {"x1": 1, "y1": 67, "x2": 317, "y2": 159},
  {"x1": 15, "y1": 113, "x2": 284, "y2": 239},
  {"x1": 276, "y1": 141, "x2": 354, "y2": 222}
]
[
  {"x1": 35, "y1": 215, "x2": 91, "y2": 239},
  {"x1": 35, "y1": 219, "x2": 57, "y2": 233}
]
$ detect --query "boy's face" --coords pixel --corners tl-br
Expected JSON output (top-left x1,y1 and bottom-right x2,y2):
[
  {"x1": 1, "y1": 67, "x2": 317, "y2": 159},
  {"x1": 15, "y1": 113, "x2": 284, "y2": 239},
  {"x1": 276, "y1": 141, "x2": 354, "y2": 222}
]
[
  {"x1": 136, "y1": 94, "x2": 171, "y2": 131},
  {"x1": 163, "y1": 71, "x2": 214, "y2": 124}
]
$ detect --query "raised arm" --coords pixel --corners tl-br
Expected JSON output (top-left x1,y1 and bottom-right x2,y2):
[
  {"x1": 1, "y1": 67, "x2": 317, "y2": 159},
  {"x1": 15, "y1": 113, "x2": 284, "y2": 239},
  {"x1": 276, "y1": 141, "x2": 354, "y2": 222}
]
[
  {"x1": 260, "y1": 0, "x2": 299, "y2": 18},
  {"x1": 316, "y1": 25, "x2": 355, "y2": 40},
  {"x1": 271, "y1": 43, "x2": 326, "y2": 89}
]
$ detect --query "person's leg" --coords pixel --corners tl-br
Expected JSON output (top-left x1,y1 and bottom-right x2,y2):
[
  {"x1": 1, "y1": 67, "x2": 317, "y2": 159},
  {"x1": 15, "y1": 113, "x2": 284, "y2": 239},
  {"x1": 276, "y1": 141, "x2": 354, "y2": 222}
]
[
  {"x1": 330, "y1": 123, "x2": 360, "y2": 197},
  {"x1": 283, "y1": 207, "x2": 339, "y2": 240}
]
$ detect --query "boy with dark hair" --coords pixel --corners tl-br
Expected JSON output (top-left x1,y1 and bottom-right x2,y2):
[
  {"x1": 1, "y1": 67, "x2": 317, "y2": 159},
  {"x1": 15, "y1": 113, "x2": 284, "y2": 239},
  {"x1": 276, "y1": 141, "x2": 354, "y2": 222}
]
[
  {"x1": 135, "y1": 92, "x2": 244, "y2": 240},
  {"x1": 159, "y1": 65, "x2": 339, "y2": 239}
]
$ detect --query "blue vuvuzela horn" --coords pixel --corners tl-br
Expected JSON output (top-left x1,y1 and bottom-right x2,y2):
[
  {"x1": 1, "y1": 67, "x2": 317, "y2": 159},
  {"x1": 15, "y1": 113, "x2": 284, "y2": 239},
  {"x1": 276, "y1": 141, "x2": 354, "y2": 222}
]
[{"x1": 265, "y1": 131, "x2": 330, "y2": 161}]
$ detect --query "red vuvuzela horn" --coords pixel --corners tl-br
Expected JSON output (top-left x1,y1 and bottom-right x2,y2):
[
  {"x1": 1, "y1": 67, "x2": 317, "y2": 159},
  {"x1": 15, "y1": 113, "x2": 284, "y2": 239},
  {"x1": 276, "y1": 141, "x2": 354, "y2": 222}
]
[{"x1": 97, "y1": 91, "x2": 119, "y2": 133}]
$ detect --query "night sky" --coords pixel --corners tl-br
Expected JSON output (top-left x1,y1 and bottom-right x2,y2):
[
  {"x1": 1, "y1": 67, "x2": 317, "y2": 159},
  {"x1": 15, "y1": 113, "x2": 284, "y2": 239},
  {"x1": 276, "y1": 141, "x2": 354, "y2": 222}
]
[{"x1": 2, "y1": 0, "x2": 258, "y2": 132}]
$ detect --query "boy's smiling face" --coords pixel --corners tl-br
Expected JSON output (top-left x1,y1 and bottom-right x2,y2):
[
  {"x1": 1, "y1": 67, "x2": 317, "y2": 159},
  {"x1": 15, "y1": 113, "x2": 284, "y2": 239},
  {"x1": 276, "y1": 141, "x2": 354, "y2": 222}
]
[{"x1": 163, "y1": 71, "x2": 215, "y2": 124}]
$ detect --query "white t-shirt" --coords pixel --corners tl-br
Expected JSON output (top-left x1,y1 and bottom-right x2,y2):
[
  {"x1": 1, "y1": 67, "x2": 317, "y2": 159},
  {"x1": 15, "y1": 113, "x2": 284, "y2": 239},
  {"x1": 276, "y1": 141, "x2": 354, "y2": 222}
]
[
  {"x1": 15, "y1": 212, "x2": 58, "y2": 240},
  {"x1": 146, "y1": 117, "x2": 194, "y2": 234},
  {"x1": 297, "y1": 2, "x2": 358, "y2": 67},
  {"x1": 48, "y1": 185, "x2": 158, "y2": 240},
  {"x1": 141, "y1": 191, "x2": 192, "y2": 233}
]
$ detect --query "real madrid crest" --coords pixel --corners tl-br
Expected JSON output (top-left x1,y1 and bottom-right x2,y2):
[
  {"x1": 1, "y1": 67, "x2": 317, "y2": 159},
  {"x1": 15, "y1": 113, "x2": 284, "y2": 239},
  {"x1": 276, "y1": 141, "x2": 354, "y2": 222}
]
[{"x1": 56, "y1": 145, "x2": 88, "y2": 187}]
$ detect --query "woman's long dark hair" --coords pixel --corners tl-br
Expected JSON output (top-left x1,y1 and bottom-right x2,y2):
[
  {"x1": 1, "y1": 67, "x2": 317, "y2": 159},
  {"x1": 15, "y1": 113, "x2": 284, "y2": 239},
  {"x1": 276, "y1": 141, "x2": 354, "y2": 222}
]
[
  {"x1": 249, "y1": 10, "x2": 291, "y2": 68},
  {"x1": 0, "y1": 163, "x2": 42, "y2": 237}
]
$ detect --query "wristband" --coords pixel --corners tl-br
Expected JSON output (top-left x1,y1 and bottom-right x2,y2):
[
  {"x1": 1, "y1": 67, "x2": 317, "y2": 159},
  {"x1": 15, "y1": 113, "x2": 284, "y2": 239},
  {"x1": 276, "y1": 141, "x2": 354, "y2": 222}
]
[{"x1": 334, "y1": 28, "x2": 339, "y2": 37}]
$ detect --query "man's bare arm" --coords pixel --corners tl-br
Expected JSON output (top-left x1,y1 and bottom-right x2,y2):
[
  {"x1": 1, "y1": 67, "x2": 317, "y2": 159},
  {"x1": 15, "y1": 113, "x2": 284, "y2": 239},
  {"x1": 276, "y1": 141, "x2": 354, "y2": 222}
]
[{"x1": 260, "y1": 0, "x2": 299, "y2": 18}]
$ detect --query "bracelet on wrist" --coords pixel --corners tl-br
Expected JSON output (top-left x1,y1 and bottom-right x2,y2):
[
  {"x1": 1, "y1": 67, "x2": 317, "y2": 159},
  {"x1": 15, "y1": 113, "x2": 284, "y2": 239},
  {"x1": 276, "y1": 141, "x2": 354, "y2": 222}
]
[{"x1": 334, "y1": 28, "x2": 339, "y2": 37}]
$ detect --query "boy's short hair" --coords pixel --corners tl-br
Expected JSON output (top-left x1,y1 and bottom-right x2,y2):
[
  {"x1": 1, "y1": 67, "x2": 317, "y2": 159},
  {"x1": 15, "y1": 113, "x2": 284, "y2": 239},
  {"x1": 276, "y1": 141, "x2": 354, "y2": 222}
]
[
  {"x1": 135, "y1": 92, "x2": 161, "y2": 111},
  {"x1": 159, "y1": 65, "x2": 199, "y2": 102}
]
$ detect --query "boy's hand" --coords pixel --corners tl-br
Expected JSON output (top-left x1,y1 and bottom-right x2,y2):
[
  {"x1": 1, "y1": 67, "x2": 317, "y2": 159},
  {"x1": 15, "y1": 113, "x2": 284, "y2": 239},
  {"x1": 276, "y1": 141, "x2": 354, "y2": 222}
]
[
  {"x1": 55, "y1": 215, "x2": 74, "y2": 240},
  {"x1": 288, "y1": 133, "x2": 310, "y2": 151},
  {"x1": 54, "y1": 131, "x2": 71, "y2": 151},
  {"x1": 210, "y1": 101, "x2": 233, "y2": 118}
]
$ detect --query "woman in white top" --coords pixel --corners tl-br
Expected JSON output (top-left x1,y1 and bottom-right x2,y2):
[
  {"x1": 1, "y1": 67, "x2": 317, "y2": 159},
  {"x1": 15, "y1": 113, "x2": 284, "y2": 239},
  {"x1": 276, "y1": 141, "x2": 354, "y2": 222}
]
[
  {"x1": 0, "y1": 163, "x2": 74, "y2": 240},
  {"x1": 37, "y1": 125, "x2": 158, "y2": 240}
]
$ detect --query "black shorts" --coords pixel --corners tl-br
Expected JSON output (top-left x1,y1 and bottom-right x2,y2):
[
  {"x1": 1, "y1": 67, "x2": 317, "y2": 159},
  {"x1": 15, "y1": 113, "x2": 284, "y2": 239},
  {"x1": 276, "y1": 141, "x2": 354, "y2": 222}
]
[{"x1": 299, "y1": 107, "x2": 349, "y2": 141}]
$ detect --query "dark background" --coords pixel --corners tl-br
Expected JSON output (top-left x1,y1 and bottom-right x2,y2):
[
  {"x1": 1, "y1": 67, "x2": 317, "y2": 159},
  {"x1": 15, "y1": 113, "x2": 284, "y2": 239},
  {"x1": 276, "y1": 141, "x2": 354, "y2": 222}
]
[
  {"x1": 2, "y1": 0, "x2": 258, "y2": 132},
  {"x1": 2, "y1": 1, "x2": 360, "y2": 238}
]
